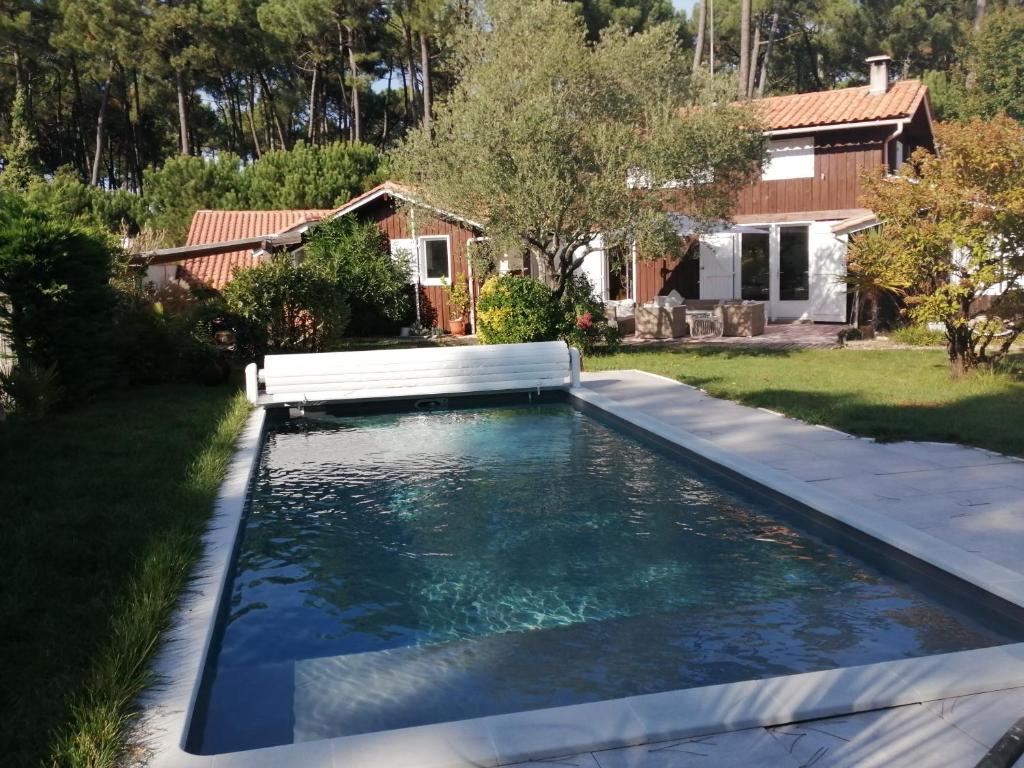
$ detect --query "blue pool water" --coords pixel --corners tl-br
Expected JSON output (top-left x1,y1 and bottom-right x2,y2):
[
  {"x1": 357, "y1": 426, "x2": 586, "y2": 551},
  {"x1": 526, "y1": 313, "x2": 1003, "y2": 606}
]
[{"x1": 191, "y1": 403, "x2": 1020, "y2": 754}]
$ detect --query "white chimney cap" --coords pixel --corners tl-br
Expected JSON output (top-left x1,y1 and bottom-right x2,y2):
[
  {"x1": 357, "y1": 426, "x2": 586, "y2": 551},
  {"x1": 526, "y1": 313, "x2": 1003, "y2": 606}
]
[{"x1": 866, "y1": 55, "x2": 892, "y2": 95}]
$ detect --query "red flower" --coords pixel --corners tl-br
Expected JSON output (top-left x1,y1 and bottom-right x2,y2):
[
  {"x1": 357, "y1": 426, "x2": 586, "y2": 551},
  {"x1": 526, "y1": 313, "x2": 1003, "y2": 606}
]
[{"x1": 576, "y1": 311, "x2": 593, "y2": 329}]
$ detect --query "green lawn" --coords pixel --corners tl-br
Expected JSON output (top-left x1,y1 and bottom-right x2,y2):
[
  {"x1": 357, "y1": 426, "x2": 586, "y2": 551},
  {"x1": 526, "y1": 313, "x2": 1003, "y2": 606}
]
[
  {"x1": 588, "y1": 347, "x2": 1024, "y2": 457},
  {"x1": 0, "y1": 383, "x2": 249, "y2": 768}
]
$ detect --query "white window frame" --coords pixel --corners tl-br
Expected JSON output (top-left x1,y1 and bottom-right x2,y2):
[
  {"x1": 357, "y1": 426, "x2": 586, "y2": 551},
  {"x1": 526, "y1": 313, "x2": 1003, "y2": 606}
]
[
  {"x1": 762, "y1": 138, "x2": 815, "y2": 181},
  {"x1": 418, "y1": 235, "x2": 452, "y2": 286}
]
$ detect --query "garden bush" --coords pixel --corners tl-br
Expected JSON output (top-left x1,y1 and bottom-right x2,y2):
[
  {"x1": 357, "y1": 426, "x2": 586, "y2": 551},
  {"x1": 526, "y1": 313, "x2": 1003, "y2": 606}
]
[
  {"x1": 110, "y1": 292, "x2": 225, "y2": 385},
  {"x1": 889, "y1": 324, "x2": 946, "y2": 347},
  {"x1": 223, "y1": 254, "x2": 351, "y2": 357},
  {"x1": 303, "y1": 217, "x2": 411, "y2": 335},
  {"x1": 555, "y1": 274, "x2": 619, "y2": 355},
  {"x1": 0, "y1": 195, "x2": 117, "y2": 399},
  {"x1": 476, "y1": 275, "x2": 555, "y2": 344}
]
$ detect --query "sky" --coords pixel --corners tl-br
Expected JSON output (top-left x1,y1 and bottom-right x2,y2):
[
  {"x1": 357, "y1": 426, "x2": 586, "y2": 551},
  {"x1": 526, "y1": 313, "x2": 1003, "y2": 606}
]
[{"x1": 671, "y1": 0, "x2": 699, "y2": 16}]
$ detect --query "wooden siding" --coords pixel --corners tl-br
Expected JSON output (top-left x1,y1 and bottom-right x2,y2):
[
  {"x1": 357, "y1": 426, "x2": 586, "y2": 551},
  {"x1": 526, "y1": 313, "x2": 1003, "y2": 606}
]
[
  {"x1": 734, "y1": 129, "x2": 887, "y2": 217},
  {"x1": 361, "y1": 196, "x2": 480, "y2": 332}
]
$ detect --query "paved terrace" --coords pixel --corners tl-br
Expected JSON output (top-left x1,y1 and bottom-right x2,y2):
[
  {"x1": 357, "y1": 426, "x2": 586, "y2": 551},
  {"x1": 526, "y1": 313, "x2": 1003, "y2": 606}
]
[
  {"x1": 621, "y1": 322, "x2": 842, "y2": 350},
  {"x1": 516, "y1": 369, "x2": 1024, "y2": 768}
]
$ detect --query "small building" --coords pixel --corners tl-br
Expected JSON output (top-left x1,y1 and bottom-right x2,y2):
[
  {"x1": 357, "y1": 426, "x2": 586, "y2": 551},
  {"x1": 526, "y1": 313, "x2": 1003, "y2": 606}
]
[{"x1": 145, "y1": 184, "x2": 484, "y2": 333}]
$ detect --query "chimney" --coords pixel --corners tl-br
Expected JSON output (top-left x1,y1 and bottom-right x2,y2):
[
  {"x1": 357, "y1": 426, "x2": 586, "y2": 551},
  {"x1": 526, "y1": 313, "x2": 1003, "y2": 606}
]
[{"x1": 866, "y1": 55, "x2": 892, "y2": 95}]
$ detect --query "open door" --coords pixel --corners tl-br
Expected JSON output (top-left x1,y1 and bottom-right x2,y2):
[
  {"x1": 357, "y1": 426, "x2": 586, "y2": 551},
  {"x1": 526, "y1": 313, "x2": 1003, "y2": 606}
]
[{"x1": 699, "y1": 233, "x2": 737, "y2": 300}]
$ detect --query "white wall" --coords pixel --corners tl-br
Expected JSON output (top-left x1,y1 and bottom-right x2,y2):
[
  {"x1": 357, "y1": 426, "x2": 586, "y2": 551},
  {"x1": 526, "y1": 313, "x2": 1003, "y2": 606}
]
[{"x1": 575, "y1": 235, "x2": 608, "y2": 301}]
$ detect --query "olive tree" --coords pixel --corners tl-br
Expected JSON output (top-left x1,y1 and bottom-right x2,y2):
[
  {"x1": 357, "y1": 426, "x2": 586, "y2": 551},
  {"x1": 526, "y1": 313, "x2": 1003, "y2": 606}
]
[
  {"x1": 852, "y1": 115, "x2": 1024, "y2": 375},
  {"x1": 391, "y1": 0, "x2": 766, "y2": 299}
]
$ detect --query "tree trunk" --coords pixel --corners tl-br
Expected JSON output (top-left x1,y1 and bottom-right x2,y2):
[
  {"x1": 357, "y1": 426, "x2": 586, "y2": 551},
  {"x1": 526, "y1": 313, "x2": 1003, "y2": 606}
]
[
  {"x1": 757, "y1": 8, "x2": 779, "y2": 96},
  {"x1": 974, "y1": 0, "x2": 986, "y2": 30},
  {"x1": 307, "y1": 64, "x2": 318, "y2": 143},
  {"x1": 947, "y1": 323, "x2": 974, "y2": 378},
  {"x1": 739, "y1": 0, "x2": 751, "y2": 98},
  {"x1": 71, "y1": 61, "x2": 88, "y2": 179},
  {"x1": 258, "y1": 69, "x2": 288, "y2": 149},
  {"x1": 746, "y1": 20, "x2": 761, "y2": 97},
  {"x1": 381, "y1": 66, "x2": 392, "y2": 146},
  {"x1": 403, "y1": 22, "x2": 420, "y2": 122},
  {"x1": 90, "y1": 63, "x2": 113, "y2": 187},
  {"x1": 133, "y1": 72, "x2": 145, "y2": 194},
  {"x1": 419, "y1": 31, "x2": 432, "y2": 131},
  {"x1": 347, "y1": 27, "x2": 361, "y2": 143},
  {"x1": 247, "y1": 75, "x2": 262, "y2": 158},
  {"x1": 176, "y1": 69, "x2": 191, "y2": 155},
  {"x1": 692, "y1": 0, "x2": 707, "y2": 73}
]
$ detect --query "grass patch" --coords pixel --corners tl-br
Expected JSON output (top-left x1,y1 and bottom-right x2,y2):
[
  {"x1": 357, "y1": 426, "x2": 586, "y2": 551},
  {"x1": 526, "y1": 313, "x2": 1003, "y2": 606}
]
[
  {"x1": 0, "y1": 383, "x2": 250, "y2": 768},
  {"x1": 587, "y1": 347, "x2": 1024, "y2": 456}
]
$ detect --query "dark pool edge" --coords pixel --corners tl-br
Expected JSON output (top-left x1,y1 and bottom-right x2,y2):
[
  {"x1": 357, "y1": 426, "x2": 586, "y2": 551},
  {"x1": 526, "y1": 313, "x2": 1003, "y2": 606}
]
[{"x1": 138, "y1": 376, "x2": 1024, "y2": 768}]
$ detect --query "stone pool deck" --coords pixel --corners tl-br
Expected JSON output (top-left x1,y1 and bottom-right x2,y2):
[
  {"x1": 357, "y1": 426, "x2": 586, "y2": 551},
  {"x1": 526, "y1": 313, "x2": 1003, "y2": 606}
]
[{"x1": 522, "y1": 369, "x2": 1024, "y2": 768}]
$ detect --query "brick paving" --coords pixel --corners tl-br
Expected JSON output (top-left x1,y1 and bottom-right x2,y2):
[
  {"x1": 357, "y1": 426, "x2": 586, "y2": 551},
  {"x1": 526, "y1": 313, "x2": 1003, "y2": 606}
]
[{"x1": 621, "y1": 322, "x2": 842, "y2": 350}]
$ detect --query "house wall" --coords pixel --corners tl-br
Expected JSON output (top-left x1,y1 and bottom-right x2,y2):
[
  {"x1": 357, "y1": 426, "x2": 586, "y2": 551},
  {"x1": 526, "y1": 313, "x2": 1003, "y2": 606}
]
[
  {"x1": 631, "y1": 126, "x2": 889, "y2": 317},
  {"x1": 734, "y1": 129, "x2": 888, "y2": 217},
  {"x1": 360, "y1": 196, "x2": 479, "y2": 332}
]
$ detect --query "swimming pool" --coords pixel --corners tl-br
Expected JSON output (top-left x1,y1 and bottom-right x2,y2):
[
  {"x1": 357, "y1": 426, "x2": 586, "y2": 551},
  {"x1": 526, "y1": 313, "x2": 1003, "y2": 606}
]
[{"x1": 187, "y1": 398, "x2": 1024, "y2": 755}]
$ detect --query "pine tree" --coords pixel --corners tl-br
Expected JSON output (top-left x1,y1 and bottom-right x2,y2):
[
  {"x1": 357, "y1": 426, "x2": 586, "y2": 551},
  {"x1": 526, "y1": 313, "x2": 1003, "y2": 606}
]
[{"x1": 0, "y1": 87, "x2": 43, "y2": 190}]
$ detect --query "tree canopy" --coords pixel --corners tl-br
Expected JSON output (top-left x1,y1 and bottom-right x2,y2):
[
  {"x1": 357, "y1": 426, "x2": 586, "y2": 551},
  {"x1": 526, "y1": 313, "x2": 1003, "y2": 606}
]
[
  {"x1": 392, "y1": 0, "x2": 765, "y2": 297},
  {"x1": 851, "y1": 115, "x2": 1024, "y2": 374}
]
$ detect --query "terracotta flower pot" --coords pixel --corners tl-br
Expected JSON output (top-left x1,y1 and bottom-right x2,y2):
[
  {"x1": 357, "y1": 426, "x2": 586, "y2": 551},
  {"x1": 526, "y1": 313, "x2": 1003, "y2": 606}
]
[{"x1": 449, "y1": 317, "x2": 466, "y2": 336}]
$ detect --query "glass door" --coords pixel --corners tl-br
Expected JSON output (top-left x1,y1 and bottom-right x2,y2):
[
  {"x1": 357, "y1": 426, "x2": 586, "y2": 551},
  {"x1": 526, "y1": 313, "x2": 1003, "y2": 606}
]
[{"x1": 740, "y1": 232, "x2": 770, "y2": 301}]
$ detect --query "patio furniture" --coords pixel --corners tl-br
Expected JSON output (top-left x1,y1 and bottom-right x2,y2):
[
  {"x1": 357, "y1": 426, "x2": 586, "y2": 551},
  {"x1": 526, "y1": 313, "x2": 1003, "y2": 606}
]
[
  {"x1": 687, "y1": 310, "x2": 724, "y2": 338},
  {"x1": 681, "y1": 300, "x2": 766, "y2": 337},
  {"x1": 635, "y1": 294, "x2": 687, "y2": 339},
  {"x1": 605, "y1": 302, "x2": 636, "y2": 337},
  {"x1": 720, "y1": 301, "x2": 766, "y2": 337}
]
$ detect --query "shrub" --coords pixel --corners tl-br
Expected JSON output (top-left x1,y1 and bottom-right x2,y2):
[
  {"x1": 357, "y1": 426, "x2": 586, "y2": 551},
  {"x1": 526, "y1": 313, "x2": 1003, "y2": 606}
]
[
  {"x1": 889, "y1": 324, "x2": 946, "y2": 347},
  {"x1": 443, "y1": 274, "x2": 471, "y2": 320},
  {"x1": 555, "y1": 273, "x2": 619, "y2": 355},
  {"x1": 303, "y1": 217, "x2": 411, "y2": 335},
  {"x1": 0, "y1": 362, "x2": 63, "y2": 418},
  {"x1": 110, "y1": 292, "x2": 224, "y2": 385},
  {"x1": 476, "y1": 275, "x2": 555, "y2": 344},
  {"x1": 0, "y1": 196, "x2": 117, "y2": 397},
  {"x1": 223, "y1": 254, "x2": 351, "y2": 357},
  {"x1": 23, "y1": 168, "x2": 148, "y2": 234}
]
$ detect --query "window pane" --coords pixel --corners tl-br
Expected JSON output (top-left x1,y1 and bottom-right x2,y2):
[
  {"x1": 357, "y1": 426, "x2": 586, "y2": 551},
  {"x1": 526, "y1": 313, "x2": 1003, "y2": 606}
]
[
  {"x1": 740, "y1": 233, "x2": 770, "y2": 300},
  {"x1": 779, "y1": 227, "x2": 809, "y2": 301},
  {"x1": 424, "y1": 239, "x2": 449, "y2": 279}
]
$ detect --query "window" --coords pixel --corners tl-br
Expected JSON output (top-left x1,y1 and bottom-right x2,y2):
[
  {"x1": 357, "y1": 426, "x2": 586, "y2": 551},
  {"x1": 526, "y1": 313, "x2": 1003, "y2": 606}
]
[
  {"x1": 740, "y1": 233, "x2": 770, "y2": 300},
  {"x1": 762, "y1": 138, "x2": 815, "y2": 181},
  {"x1": 419, "y1": 236, "x2": 451, "y2": 284},
  {"x1": 779, "y1": 226, "x2": 809, "y2": 301}
]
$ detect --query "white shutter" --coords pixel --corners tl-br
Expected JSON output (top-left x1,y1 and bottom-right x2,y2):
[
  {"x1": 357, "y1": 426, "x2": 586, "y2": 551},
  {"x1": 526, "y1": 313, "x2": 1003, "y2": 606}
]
[
  {"x1": 699, "y1": 233, "x2": 736, "y2": 300},
  {"x1": 389, "y1": 238, "x2": 417, "y2": 284},
  {"x1": 808, "y1": 223, "x2": 847, "y2": 321}
]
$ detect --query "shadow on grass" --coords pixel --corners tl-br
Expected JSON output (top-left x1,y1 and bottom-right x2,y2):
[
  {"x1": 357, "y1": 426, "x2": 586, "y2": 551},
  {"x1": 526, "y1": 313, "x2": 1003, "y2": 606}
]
[{"x1": 0, "y1": 383, "x2": 247, "y2": 768}]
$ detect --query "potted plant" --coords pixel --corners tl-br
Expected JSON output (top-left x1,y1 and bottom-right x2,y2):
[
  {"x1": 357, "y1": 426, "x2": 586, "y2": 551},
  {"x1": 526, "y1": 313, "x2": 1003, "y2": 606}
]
[{"x1": 444, "y1": 274, "x2": 471, "y2": 336}]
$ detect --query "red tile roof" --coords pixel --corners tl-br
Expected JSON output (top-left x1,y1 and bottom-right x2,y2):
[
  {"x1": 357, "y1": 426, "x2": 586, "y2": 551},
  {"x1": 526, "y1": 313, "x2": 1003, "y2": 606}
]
[
  {"x1": 178, "y1": 209, "x2": 331, "y2": 289},
  {"x1": 753, "y1": 79, "x2": 928, "y2": 132}
]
